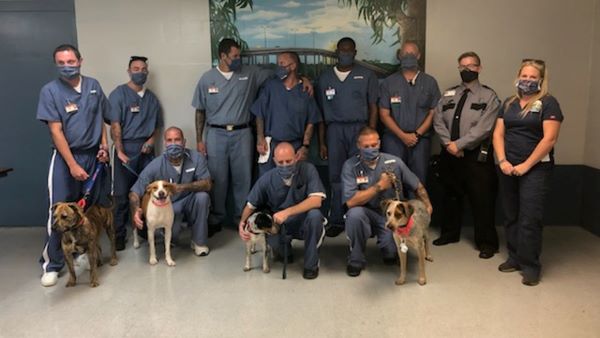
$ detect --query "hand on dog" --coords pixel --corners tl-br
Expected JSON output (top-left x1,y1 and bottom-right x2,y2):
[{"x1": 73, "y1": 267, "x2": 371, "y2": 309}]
[
  {"x1": 69, "y1": 164, "x2": 89, "y2": 181},
  {"x1": 133, "y1": 208, "x2": 144, "y2": 229},
  {"x1": 238, "y1": 221, "x2": 251, "y2": 241}
]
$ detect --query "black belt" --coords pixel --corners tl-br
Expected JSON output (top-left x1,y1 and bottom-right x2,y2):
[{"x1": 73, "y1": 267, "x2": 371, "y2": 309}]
[{"x1": 208, "y1": 123, "x2": 250, "y2": 131}]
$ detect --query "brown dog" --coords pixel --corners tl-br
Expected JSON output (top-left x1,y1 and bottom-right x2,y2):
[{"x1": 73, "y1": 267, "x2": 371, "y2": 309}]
[
  {"x1": 134, "y1": 180, "x2": 176, "y2": 266},
  {"x1": 52, "y1": 202, "x2": 117, "y2": 287},
  {"x1": 382, "y1": 199, "x2": 433, "y2": 286}
]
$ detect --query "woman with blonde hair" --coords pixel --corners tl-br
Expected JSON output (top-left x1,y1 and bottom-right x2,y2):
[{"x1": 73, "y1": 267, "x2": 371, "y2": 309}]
[{"x1": 492, "y1": 59, "x2": 564, "y2": 286}]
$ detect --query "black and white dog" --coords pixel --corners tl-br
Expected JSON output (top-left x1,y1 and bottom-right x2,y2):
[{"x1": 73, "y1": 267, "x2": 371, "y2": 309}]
[{"x1": 243, "y1": 211, "x2": 279, "y2": 273}]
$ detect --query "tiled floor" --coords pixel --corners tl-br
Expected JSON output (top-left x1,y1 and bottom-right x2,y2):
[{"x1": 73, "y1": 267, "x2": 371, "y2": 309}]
[{"x1": 0, "y1": 225, "x2": 598, "y2": 338}]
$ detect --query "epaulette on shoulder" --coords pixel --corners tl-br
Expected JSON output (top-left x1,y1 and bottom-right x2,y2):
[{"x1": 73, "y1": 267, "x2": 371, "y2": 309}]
[
  {"x1": 447, "y1": 85, "x2": 460, "y2": 91},
  {"x1": 482, "y1": 84, "x2": 498, "y2": 95}
]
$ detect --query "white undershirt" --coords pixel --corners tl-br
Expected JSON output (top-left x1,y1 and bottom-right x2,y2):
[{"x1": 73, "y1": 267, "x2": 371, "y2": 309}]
[
  {"x1": 217, "y1": 66, "x2": 234, "y2": 80},
  {"x1": 173, "y1": 164, "x2": 182, "y2": 174},
  {"x1": 334, "y1": 66, "x2": 351, "y2": 82},
  {"x1": 137, "y1": 88, "x2": 145, "y2": 98},
  {"x1": 74, "y1": 76, "x2": 82, "y2": 93}
]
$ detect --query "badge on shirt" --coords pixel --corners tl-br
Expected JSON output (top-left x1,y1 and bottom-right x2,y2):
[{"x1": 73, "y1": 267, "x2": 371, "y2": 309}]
[
  {"x1": 130, "y1": 105, "x2": 140, "y2": 113},
  {"x1": 65, "y1": 102, "x2": 78, "y2": 113},
  {"x1": 444, "y1": 90, "x2": 456, "y2": 97},
  {"x1": 325, "y1": 87, "x2": 336, "y2": 100},
  {"x1": 531, "y1": 100, "x2": 542, "y2": 113},
  {"x1": 208, "y1": 86, "x2": 219, "y2": 94},
  {"x1": 356, "y1": 176, "x2": 369, "y2": 184},
  {"x1": 238, "y1": 76, "x2": 249, "y2": 81},
  {"x1": 90, "y1": 89, "x2": 97, "y2": 95},
  {"x1": 353, "y1": 75, "x2": 364, "y2": 80},
  {"x1": 390, "y1": 96, "x2": 402, "y2": 104}
]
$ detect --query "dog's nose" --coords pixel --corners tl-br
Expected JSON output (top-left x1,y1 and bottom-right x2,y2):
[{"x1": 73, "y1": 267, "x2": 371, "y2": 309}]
[{"x1": 158, "y1": 191, "x2": 165, "y2": 198}]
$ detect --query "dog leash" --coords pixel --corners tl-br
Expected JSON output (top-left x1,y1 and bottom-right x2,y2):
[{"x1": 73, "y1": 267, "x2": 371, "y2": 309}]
[
  {"x1": 77, "y1": 162, "x2": 105, "y2": 210},
  {"x1": 383, "y1": 164, "x2": 402, "y2": 201}
]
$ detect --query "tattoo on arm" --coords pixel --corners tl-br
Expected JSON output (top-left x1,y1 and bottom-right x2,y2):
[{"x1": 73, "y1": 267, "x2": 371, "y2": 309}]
[
  {"x1": 176, "y1": 179, "x2": 212, "y2": 193},
  {"x1": 195, "y1": 109, "x2": 206, "y2": 143},
  {"x1": 111, "y1": 122, "x2": 123, "y2": 152},
  {"x1": 129, "y1": 192, "x2": 140, "y2": 216}
]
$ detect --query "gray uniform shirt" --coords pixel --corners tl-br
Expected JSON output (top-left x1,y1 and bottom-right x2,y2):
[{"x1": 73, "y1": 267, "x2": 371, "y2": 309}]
[{"x1": 433, "y1": 81, "x2": 500, "y2": 151}]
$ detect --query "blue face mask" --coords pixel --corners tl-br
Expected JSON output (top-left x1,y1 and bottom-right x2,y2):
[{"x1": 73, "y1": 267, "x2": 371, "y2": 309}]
[
  {"x1": 276, "y1": 163, "x2": 296, "y2": 180},
  {"x1": 165, "y1": 144, "x2": 184, "y2": 160},
  {"x1": 400, "y1": 54, "x2": 419, "y2": 70},
  {"x1": 337, "y1": 52, "x2": 354, "y2": 67},
  {"x1": 130, "y1": 72, "x2": 148, "y2": 86},
  {"x1": 360, "y1": 147, "x2": 380, "y2": 162},
  {"x1": 276, "y1": 65, "x2": 289, "y2": 80},
  {"x1": 229, "y1": 58, "x2": 242, "y2": 72},
  {"x1": 517, "y1": 79, "x2": 541, "y2": 96},
  {"x1": 57, "y1": 65, "x2": 80, "y2": 80}
]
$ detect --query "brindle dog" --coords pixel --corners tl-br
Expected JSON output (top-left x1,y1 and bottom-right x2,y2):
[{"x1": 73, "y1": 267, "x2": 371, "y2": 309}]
[{"x1": 52, "y1": 202, "x2": 118, "y2": 287}]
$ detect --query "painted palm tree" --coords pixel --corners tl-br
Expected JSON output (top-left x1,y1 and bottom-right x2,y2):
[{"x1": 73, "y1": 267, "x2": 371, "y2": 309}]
[{"x1": 209, "y1": 0, "x2": 253, "y2": 60}]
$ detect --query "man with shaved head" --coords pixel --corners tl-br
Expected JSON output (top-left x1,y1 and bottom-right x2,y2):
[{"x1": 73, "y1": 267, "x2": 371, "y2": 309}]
[{"x1": 239, "y1": 142, "x2": 326, "y2": 279}]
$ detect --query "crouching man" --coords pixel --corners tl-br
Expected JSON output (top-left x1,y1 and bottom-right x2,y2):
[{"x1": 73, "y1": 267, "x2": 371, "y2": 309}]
[
  {"x1": 129, "y1": 126, "x2": 212, "y2": 256},
  {"x1": 342, "y1": 127, "x2": 432, "y2": 277},
  {"x1": 238, "y1": 142, "x2": 326, "y2": 279}
]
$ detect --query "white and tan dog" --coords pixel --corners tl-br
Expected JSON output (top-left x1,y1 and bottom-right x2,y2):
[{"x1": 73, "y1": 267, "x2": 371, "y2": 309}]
[
  {"x1": 134, "y1": 180, "x2": 176, "y2": 266},
  {"x1": 243, "y1": 211, "x2": 279, "y2": 273},
  {"x1": 382, "y1": 199, "x2": 433, "y2": 286}
]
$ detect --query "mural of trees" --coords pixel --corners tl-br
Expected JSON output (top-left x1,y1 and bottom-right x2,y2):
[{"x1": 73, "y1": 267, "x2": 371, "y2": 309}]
[{"x1": 209, "y1": 0, "x2": 254, "y2": 59}]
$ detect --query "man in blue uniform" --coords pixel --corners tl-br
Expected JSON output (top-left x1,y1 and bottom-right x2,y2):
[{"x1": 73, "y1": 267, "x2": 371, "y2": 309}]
[
  {"x1": 109, "y1": 56, "x2": 163, "y2": 250},
  {"x1": 37, "y1": 44, "x2": 114, "y2": 287},
  {"x1": 251, "y1": 51, "x2": 321, "y2": 176},
  {"x1": 129, "y1": 127, "x2": 212, "y2": 256},
  {"x1": 192, "y1": 38, "x2": 274, "y2": 236},
  {"x1": 379, "y1": 41, "x2": 441, "y2": 186},
  {"x1": 238, "y1": 142, "x2": 326, "y2": 279},
  {"x1": 316, "y1": 37, "x2": 379, "y2": 238},
  {"x1": 342, "y1": 127, "x2": 432, "y2": 277}
]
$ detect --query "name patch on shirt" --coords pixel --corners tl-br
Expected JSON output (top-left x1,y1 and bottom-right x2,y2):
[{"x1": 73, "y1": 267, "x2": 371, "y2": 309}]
[
  {"x1": 356, "y1": 176, "x2": 369, "y2": 184},
  {"x1": 384, "y1": 159, "x2": 396, "y2": 164},
  {"x1": 444, "y1": 90, "x2": 456, "y2": 97},
  {"x1": 130, "y1": 105, "x2": 140, "y2": 113},
  {"x1": 353, "y1": 75, "x2": 364, "y2": 80},
  {"x1": 185, "y1": 168, "x2": 195, "y2": 173},
  {"x1": 238, "y1": 76, "x2": 249, "y2": 81},
  {"x1": 390, "y1": 96, "x2": 402, "y2": 104},
  {"x1": 90, "y1": 90, "x2": 97, "y2": 95},
  {"x1": 65, "y1": 102, "x2": 78, "y2": 113},
  {"x1": 208, "y1": 86, "x2": 219, "y2": 94}
]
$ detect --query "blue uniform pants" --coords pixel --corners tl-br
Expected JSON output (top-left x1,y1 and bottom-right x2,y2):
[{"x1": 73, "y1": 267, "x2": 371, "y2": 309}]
[
  {"x1": 267, "y1": 209, "x2": 325, "y2": 270},
  {"x1": 206, "y1": 127, "x2": 253, "y2": 226},
  {"x1": 498, "y1": 163, "x2": 552, "y2": 280},
  {"x1": 381, "y1": 132, "x2": 430, "y2": 187},
  {"x1": 172, "y1": 192, "x2": 211, "y2": 246},
  {"x1": 326, "y1": 122, "x2": 365, "y2": 227},
  {"x1": 40, "y1": 149, "x2": 109, "y2": 273},
  {"x1": 345, "y1": 206, "x2": 397, "y2": 268},
  {"x1": 112, "y1": 140, "x2": 153, "y2": 240}
]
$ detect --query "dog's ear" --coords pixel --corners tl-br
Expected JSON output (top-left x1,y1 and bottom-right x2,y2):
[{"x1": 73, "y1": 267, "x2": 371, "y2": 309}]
[
  {"x1": 380, "y1": 199, "x2": 392, "y2": 213},
  {"x1": 68, "y1": 203, "x2": 84, "y2": 218},
  {"x1": 405, "y1": 203, "x2": 415, "y2": 217},
  {"x1": 51, "y1": 203, "x2": 60, "y2": 214},
  {"x1": 145, "y1": 182, "x2": 155, "y2": 194}
]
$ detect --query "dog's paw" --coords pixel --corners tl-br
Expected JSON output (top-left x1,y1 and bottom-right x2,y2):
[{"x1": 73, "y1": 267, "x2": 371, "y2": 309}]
[
  {"x1": 425, "y1": 256, "x2": 433, "y2": 262},
  {"x1": 166, "y1": 259, "x2": 176, "y2": 267},
  {"x1": 395, "y1": 278, "x2": 405, "y2": 286},
  {"x1": 133, "y1": 242, "x2": 140, "y2": 249},
  {"x1": 90, "y1": 281, "x2": 99, "y2": 288},
  {"x1": 418, "y1": 278, "x2": 427, "y2": 286},
  {"x1": 66, "y1": 280, "x2": 76, "y2": 287},
  {"x1": 243, "y1": 266, "x2": 251, "y2": 272},
  {"x1": 262, "y1": 267, "x2": 270, "y2": 273},
  {"x1": 109, "y1": 258, "x2": 118, "y2": 266},
  {"x1": 149, "y1": 257, "x2": 158, "y2": 265}
]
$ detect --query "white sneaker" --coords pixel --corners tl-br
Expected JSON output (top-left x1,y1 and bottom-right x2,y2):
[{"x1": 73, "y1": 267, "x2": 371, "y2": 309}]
[
  {"x1": 191, "y1": 242, "x2": 209, "y2": 256},
  {"x1": 75, "y1": 254, "x2": 91, "y2": 270},
  {"x1": 41, "y1": 271, "x2": 59, "y2": 287}
]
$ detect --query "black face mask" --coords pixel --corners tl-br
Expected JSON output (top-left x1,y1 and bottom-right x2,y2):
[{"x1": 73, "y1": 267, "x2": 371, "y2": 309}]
[{"x1": 460, "y1": 69, "x2": 479, "y2": 83}]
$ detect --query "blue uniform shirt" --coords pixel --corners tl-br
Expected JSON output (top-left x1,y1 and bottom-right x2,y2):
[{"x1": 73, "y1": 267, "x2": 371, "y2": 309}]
[
  {"x1": 108, "y1": 84, "x2": 163, "y2": 141},
  {"x1": 379, "y1": 71, "x2": 441, "y2": 135},
  {"x1": 37, "y1": 76, "x2": 114, "y2": 150},
  {"x1": 247, "y1": 161, "x2": 326, "y2": 212},
  {"x1": 131, "y1": 149, "x2": 211, "y2": 203},
  {"x1": 341, "y1": 152, "x2": 420, "y2": 211},
  {"x1": 316, "y1": 64, "x2": 379, "y2": 123},
  {"x1": 498, "y1": 95, "x2": 564, "y2": 165},
  {"x1": 250, "y1": 78, "x2": 321, "y2": 142},
  {"x1": 191, "y1": 65, "x2": 274, "y2": 125}
]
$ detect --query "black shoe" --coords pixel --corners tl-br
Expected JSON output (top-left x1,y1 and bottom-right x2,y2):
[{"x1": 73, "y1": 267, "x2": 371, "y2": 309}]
[
  {"x1": 207, "y1": 224, "x2": 222, "y2": 238},
  {"x1": 325, "y1": 226, "x2": 344, "y2": 238},
  {"x1": 432, "y1": 236, "x2": 460, "y2": 246},
  {"x1": 274, "y1": 252, "x2": 295, "y2": 264},
  {"x1": 498, "y1": 261, "x2": 521, "y2": 273},
  {"x1": 116, "y1": 237, "x2": 126, "y2": 251},
  {"x1": 303, "y1": 268, "x2": 319, "y2": 280},
  {"x1": 383, "y1": 256, "x2": 399, "y2": 265},
  {"x1": 346, "y1": 265, "x2": 362, "y2": 277},
  {"x1": 521, "y1": 275, "x2": 540, "y2": 286},
  {"x1": 478, "y1": 250, "x2": 494, "y2": 259}
]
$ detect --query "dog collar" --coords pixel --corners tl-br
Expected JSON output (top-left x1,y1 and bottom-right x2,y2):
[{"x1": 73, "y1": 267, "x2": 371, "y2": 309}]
[
  {"x1": 151, "y1": 199, "x2": 170, "y2": 207},
  {"x1": 395, "y1": 216, "x2": 414, "y2": 237},
  {"x1": 244, "y1": 223, "x2": 261, "y2": 236}
]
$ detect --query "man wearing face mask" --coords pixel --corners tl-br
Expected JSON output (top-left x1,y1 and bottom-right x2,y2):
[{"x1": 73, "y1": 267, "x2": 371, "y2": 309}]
[
  {"x1": 341, "y1": 127, "x2": 432, "y2": 277},
  {"x1": 129, "y1": 127, "x2": 212, "y2": 256},
  {"x1": 250, "y1": 52, "x2": 321, "y2": 176},
  {"x1": 316, "y1": 37, "x2": 379, "y2": 238},
  {"x1": 432, "y1": 52, "x2": 500, "y2": 258},
  {"x1": 238, "y1": 143, "x2": 326, "y2": 279},
  {"x1": 379, "y1": 41, "x2": 441, "y2": 186},
  {"x1": 36, "y1": 44, "x2": 114, "y2": 287},
  {"x1": 109, "y1": 56, "x2": 163, "y2": 250}
]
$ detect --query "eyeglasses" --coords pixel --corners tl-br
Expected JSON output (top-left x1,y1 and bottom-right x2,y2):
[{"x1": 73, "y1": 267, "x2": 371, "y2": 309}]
[{"x1": 522, "y1": 58, "x2": 545, "y2": 66}]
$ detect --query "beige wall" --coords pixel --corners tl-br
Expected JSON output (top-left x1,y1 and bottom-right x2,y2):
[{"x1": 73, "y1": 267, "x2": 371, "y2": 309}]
[
  {"x1": 427, "y1": 0, "x2": 596, "y2": 165},
  {"x1": 75, "y1": 0, "x2": 212, "y2": 145},
  {"x1": 584, "y1": 1, "x2": 600, "y2": 168},
  {"x1": 76, "y1": 0, "x2": 597, "y2": 166}
]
